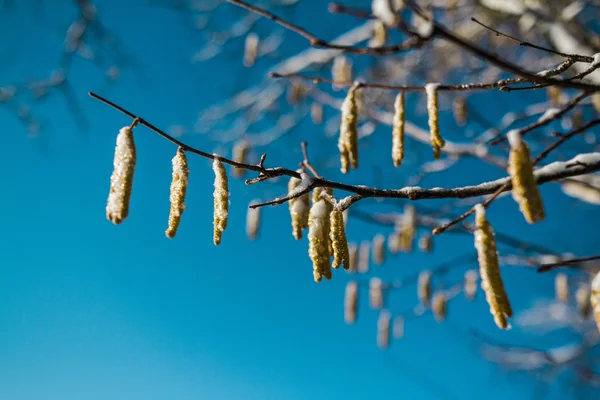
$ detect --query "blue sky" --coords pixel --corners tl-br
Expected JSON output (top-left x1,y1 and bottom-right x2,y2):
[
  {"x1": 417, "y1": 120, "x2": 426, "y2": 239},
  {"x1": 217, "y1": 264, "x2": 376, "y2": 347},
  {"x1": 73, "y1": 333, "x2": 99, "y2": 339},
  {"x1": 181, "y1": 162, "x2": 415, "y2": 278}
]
[{"x1": 1, "y1": 1, "x2": 599, "y2": 399}]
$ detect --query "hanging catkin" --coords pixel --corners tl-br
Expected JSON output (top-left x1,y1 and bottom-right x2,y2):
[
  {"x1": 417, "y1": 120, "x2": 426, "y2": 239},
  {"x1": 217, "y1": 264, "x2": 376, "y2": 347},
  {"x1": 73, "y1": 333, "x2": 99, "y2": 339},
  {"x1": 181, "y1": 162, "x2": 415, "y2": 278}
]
[
  {"x1": 474, "y1": 204, "x2": 513, "y2": 329},
  {"x1": 507, "y1": 130, "x2": 545, "y2": 224},
  {"x1": 243, "y1": 32, "x2": 259, "y2": 67},
  {"x1": 377, "y1": 309, "x2": 391, "y2": 350},
  {"x1": 392, "y1": 92, "x2": 405, "y2": 167},
  {"x1": 308, "y1": 199, "x2": 332, "y2": 282},
  {"x1": 358, "y1": 240, "x2": 371, "y2": 273},
  {"x1": 166, "y1": 147, "x2": 189, "y2": 238},
  {"x1": 369, "y1": 277, "x2": 384, "y2": 309},
  {"x1": 344, "y1": 281, "x2": 359, "y2": 324},
  {"x1": 311, "y1": 103, "x2": 323, "y2": 125},
  {"x1": 425, "y1": 83, "x2": 445, "y2": 159},
  {"x1": 232, "y1": 140, "x2": 250, "y2": 178},
  {"x1": 387, "y1": 231, "x2": 401, "y2": 254},
  {"x1": 372, "y1": 234, "x2": 386, "y2": 265},
  {"x1": 464, "y1": 270, "x2": 479, "y2": 301},
  {"x1": 576, "y1": 284, "x2": 591, "y2": 319},
  {"x1": 288, "y1": 172, "x2": 310, "y2": 240},
  {"x1": 399, "y1": 204, "x2": 416, "y2": 252},
  {"x1": 452, "y1": 96, "x2": 468, "y2": 127},
  {"x1": 418, "y1": 233, "x2": 433, "y2": 253},
  {"x1": 332, "y1": 55, "x2": 353, "y2": 89},
  {"x1": 339, "y1": 83, "x2": 360, "y2": 173},
  {"x1": 418, "y1": 270, "x2": 432, "y2": 307},
  {"x1": 392, "y1": 316, "x2": 404, "y2": 340},
  {"x1": 107, "y1": 126, "x2": 137, "y2": 225},
  {"x1": 213, "y1": 157, "x2": 229, "y2": 246},
  {"x1": 347, "y1": 243, "x2": 358, "y2": 274},
  {"x1": 592, "y1": 271, "x2": 600, "y2": 333},
  {"x1": 547, "y1": 86, "x2": 563, "y2": 106},
  {"x1": 555, "y1": 273, "x2": 569, "y2": 304},
  {"x1": 330, "y1": 210, "x2": 350, "y2": 270},
  {"x1": 432, "y1": 292, "x2": 447, "y2": 322},
  {"x1": 369, "y1": 20, "x2": 387, "y2": 48},
  {"x1": 246, "y1": 200, "x2": 261, "y2": 241},
  {"x1": 312, "y1": 187, "x2": 334, "y2": 255}
]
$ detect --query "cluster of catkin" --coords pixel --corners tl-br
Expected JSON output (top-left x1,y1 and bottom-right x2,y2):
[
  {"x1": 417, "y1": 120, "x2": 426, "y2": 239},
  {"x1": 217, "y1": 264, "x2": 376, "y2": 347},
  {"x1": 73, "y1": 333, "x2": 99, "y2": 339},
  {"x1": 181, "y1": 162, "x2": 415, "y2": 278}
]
[{"x1": 106, "y1": 126, "x2": 230, "y2": 246}]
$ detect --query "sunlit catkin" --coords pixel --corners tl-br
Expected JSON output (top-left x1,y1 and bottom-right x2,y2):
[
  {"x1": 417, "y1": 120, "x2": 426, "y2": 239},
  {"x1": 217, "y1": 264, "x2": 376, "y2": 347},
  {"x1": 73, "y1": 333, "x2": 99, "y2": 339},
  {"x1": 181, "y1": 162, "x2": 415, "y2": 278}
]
[
  {"x1": 107, "y1": 126, "x2": 136, "y2": 225},
  {"x1": 372, "y1": 234, "x2": 386, "y2": 265},
  {"x1": 474, "y1": 204, "x2": 513, "y2": 329},
  {"x1": 332, "y1": 55, "x2": 353, "y2": 89},
  {"x1": 507, "y1": 130, "x2": 545, "y2": 224},
  {"x1": 166, "y1": 148, "x2": 189, "y2": 238},
  {"x1": 592, "y1": 272, "x2": 600, "y2": 333},
  {"x1": 418, "y1": 270, "x2": 432, "y2": 307},
  {"x1": 308, "y1": 200, "x2": 332, "y2": 282},
  {"x1": 392, "y1": 92, "x2": 405, "y2": 167},
  {"x1": 377, "y1": 309, "x2": 391, "y2": 350},
  {"x1": 232, "y1": 140, "x2": 250, "y2": 178},
  {"x1": 246, "y1": 200, "x2": 261, "y2": 241},
  {"x1": 330, "y1": 210, "x2": 349, "y2": 269},
  {"x1": 432, "y1": 292, "x2": 447, "y2": 322},
  {"x1": 339, "y1": 83, "x2": 360, "y2": 173},
  {"x1": 547, "y1": 86, "x2": 562, "y2": 106},
  {"x1": 369, "y1": 20, "x2": 387, "y2": 48},
  {"x1": 592, "y1": 93, "x2": 600, "y2": 113},
  {"x1": 344, "y1": 281, "x2": 359, "y2": 324},
  {"x1": 213, "y1": 157, "x2": 229, "y2": 246},
  {"x1": 387, "y1": 231, "x2": 401, "y2": 254},
  {"x1": 392, "y1": 316, "x2": 404, "y2": 340},
  {"x1": 464, "y1": 269, "x2": 479, "y2": 301},
  {"x1": 347, "y1": 243, "x2": 358, "y2": 274},
  {"x1": 576, "y1": 284, "x2": 591, "y2": 319},
  {"x1": 288, "y1": 172, "x2": 309, "y2": 240},
  {"x1": 425, "y1": 83, "x2": 444, "y2": 159},
  {"x1": 418, "y1": 233, "x2": 433, "y2": 253},
  {"x1": 369, "y1": 277, "x2": 384, "y2": 309},
  {"x1": 452, "y1": 96, "x2": 468, "y2": 127},
  {"x1": 399, "y1": 204, "x2": 416, "y2": 252},
  {"x1": 243, "y1": 32, "x2": 259, "y2": 67},
  {"x1": 358, "y1": 240, "x2": 371, "y2": 273},
  {"x1": 555, "y1": 273, "x2": 569, "y2": 304}
]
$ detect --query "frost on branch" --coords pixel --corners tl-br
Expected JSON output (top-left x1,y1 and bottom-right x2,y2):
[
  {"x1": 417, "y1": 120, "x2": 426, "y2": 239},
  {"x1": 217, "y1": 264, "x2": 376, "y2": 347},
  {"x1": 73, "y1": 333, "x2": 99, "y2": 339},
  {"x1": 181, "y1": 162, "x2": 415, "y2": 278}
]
[{"x1": 107, "y1": 126, "x2": 136, "y2": 225}]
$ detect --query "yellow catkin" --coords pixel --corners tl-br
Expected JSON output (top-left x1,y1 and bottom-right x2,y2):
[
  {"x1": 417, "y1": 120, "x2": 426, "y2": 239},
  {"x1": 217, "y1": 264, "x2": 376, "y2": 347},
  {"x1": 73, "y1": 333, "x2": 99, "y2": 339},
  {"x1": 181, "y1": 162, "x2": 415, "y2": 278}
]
[
  {"x1": 474, "y1": 204, "x2": 513, "y2": 329},
  {"x1": 311, "y1": 103, "x2": 323, "y2": 125},
  {"x1": 576, "y1": 284, "x2": 591, "y2": 319},
  {"x1": 213, "y1": 157, "x2": 229, "y2": 246},
  {"x1": 347, "y1": 243, "x2": 358, "y2": 274},
  {"x1": 452, "y1": 96, "x2": 468, "y2": 127},
  {"x1": 288, "y1": 172, "x2": 310, "y2": 240},
  {"x1": 243, "y1": 32, "x2": 259, "y2": 67},
  {"x1": 312, "y1": 187, "x2": 334, "y2": 255},
  {"x1": 592, "y1": 93, "x2": 600, "y2": 113},
  {"x1": 377, "y1": 310, "x2": 391, "y2": 350},
  {"x1": 592, "y1": 272, "x2": 600, "y2": 333},
  {"x1": 339, "y1": 83, "x2": 360, "y2": 173},
  {"x1": 464, "y1": 269, "x2": 479, "y2": 301},
  {"x1": 232, "y1": 140, "x2": 250, "y2": 178},
  {"x1": 287, "y1": 82, "x2": 306, "y2": 105},
  {"x1": 166, "y1": 148, "x2": 189, "y2": 238},
  {"x1": 432, "y1": 292, "x2": 447, "y2": 322},
  {"x1": 369, "y1": 20, "x2": 387, "y2": 48},
  {"x1": 425, "y1": 83, "x2": 445, "y2": 159},
  {"x1": 332, "y1": 55, "x2": 353, "y2": 90},
  {"x1": 387, "y1": 231, "x2": 401, "y2": 254},
  {"x1": 399, "y1": 204, "x2": 416, "y2": 252},
  {"x1": 246, "y1": 200, "x2": 261, "y2": 241},
  {"x1": 330, "y1": 210, "x2": 349, "y2": 269},
  {"x1": 369, "y1": 277, "x2": 384, "y2": 309},
  {"x1": 308, "y1": 200, "x2": 332, "y2": 282},
  {"x1": 555, "y1": 273, "x2": 569, "y2": 304},
  {"x1": 372, "y1": 234, "x2": 386, "y2": 265},
  {"x1": 107, "y1": 126, "x2": 136, "y2": 225},
  {"x1": 358, "y1": 240, "x2": 370, "y2": 273},
  {"x1": 392, "y1": 92, "x2": 405, "y2": 167},
  {"x1": 418, "y1": 270, "x2": 432, "y2": 307},
  {"x1": 345, "y1": 281, "x2": 359, "y2": 324},
  {"x1": 507, "y1": 131, "x2": 545, "y2": 224},
  {"x1": 392, "y1": 316, "x2": 404, "y2": 339},
  {"x1": 547, "y1": 86, "x2": 562, "y2": 106},
  {"x1": 418, "y1": 233, "x2": 433, "y2": 253}
]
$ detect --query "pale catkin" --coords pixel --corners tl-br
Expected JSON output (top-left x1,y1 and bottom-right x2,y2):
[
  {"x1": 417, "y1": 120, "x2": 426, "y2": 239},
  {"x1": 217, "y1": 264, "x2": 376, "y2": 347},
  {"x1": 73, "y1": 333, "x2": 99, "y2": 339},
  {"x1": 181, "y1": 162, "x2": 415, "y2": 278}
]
[
  {"x1": 547, "y1": 86, "x2": 563, "y2": 107},
  {"x1": 311, "y1": 103, "x2": 323, "y2": 125},
  {"x1": 339, "y1": 84, "x2": 360, "y2": 173},
  {"x1": 369, "y1": 277, "x2": 384, "y2": 310},
  {"x1": 452, "y1": 96, "x2": 468, "y2": 127},
  {"x1": 464, "y1": 270, "x2": 479, "y2": 301},
  {"x1": 330, "y1": 210, "x2": 350, "y2": 269},
  {"x1": 344, "y1": 281, "x2": 359, "y2": 324},
  {"x1": 399, "y1": 204, "x2": 416, "y2": 252},
  {"x1": 418, "y1": 233, "x2": 433, "y2": 253},
  {"x1": 377, "y1": 310, "x2": 391, "y2": 350},
  {"x1": 332, "y1": 55, "x2": 353, "y2": 89},
  {"x1": 107, "y1": 126, "x2": 136, "y2": 225},
  {"x1": 507, "y1": 130, "x2": 545, "y2": 224},
  {"x1": 347, "y1": 243, "x2": 358, "y2": 274},
  {"x1": 166, "y1": 148, "x2": 189, "y2": 238},
  {"x1": 592, "y1": 93, "x2": 600, "y2": 113},
  {"x1": 372, "y1": 234, "x2": 386, "y2": 265},
  {"x1": 312, "y1": 187, "x2": 334, "y2": 255},
  {"x1": 575, "y1": 284, "x2": 591, "y2": 319},
  {"x1": 232, "y1": 140, "x2": 250, "y2": 178},
  {"x1": 474, "y1": 204, "x2": 513, "y2": 330},
  {"x1": 288, "y1": 172, "x2": 310, "y2": 240},
  {"x1": 369, "y1": 20, "x2": 387, "y2": 48},
  {"x1": 246, "y1": 200, "x2": 261, "y2": 241},
  {"x1": 387, "y1": 231, "x2": 401, "y2": 254},
  {"x1": 308, "y1": 200, "x2": 332, "y2": 282},
  {"x1": 213, "y1": 157, "x2": 229, "y2": 246},
  {"x1": 425, "y1": 83, "x2": 445, "y2": 159},
  {"x1": 358, "y1": 240, "x2": 371, "y2": 273},
  {"x1": 243, "y1": 32, "x2": 259, "y2": 67},
  {"x1": 392, "y1": 316, "x2": 404, "y2": 339},
  {"x1": 432, "y1": 292, "x2": 447, "y2": 322},
  {"x1": 418, "y1": 270, "x2": 432, "y2": 307},
  {"x1": 555, "y1": 273, "x2": 569, "y2": 304},
  {"x1": 592, "y1": 272, "x2": 600, "y2": 333},
  {"x1": 392, "y1": 92, "x2": 405, "y2": 167}
]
